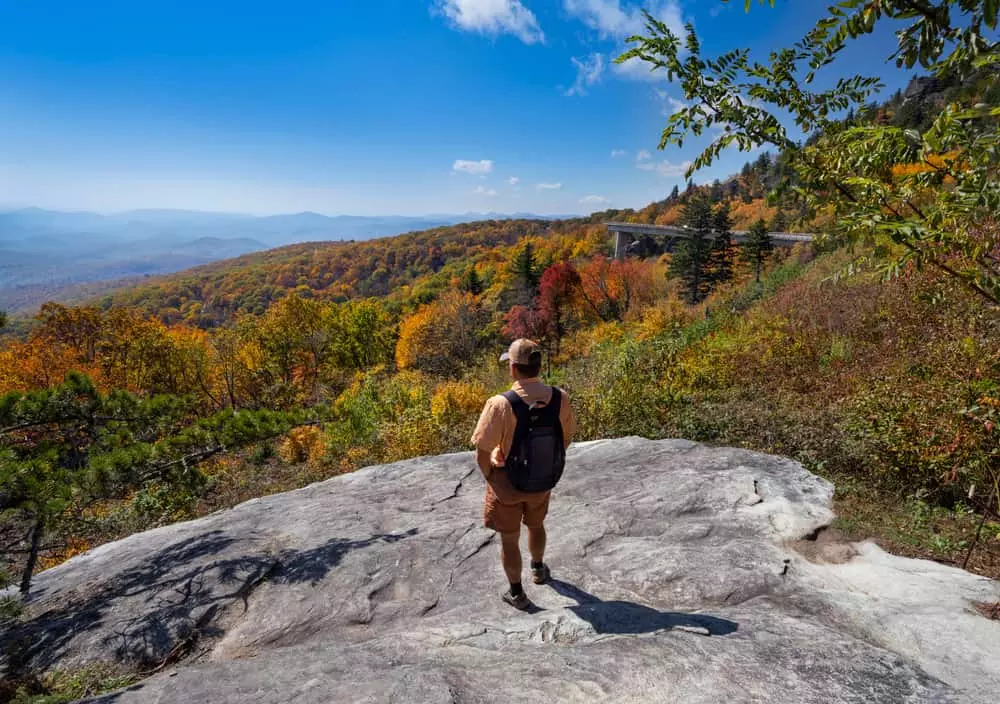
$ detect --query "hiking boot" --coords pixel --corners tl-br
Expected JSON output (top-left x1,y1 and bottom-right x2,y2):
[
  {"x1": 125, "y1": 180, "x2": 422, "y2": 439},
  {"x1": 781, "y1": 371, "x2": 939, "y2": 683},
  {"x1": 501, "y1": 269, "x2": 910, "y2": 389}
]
[
  {"x1": 502, "y1": 588, "x2": 530, "y2": 610},
  {"x1": 531, "y1": 562, "x2": 551, "y2": 585}
]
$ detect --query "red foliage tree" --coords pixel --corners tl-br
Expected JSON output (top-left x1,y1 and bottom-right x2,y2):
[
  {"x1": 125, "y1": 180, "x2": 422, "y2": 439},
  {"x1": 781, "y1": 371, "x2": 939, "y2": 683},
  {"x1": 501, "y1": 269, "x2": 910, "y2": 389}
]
[
  {"x1": 502, "y1": 262, "x2": 583, "y2": 358},
  {"x1": 501, "y1": 305, "x2": 545, "y2": 343},
  {"x1": 536, "y1": 262, "x2": 582, "y2": 356}
]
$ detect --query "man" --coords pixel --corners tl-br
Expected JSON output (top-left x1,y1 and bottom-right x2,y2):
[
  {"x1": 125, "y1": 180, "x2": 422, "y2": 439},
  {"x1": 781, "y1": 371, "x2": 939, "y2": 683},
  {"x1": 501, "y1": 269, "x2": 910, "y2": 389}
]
[{"x1": 471, "y1": 339, "x2": 577, "y2": 609}]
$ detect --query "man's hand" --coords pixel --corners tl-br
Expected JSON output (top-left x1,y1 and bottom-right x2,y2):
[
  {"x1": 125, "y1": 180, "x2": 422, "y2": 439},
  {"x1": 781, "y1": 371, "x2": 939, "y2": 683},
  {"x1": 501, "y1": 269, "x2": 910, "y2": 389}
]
[{"x1": 477, "y1": 448, "x2": 506, "y2": 479}]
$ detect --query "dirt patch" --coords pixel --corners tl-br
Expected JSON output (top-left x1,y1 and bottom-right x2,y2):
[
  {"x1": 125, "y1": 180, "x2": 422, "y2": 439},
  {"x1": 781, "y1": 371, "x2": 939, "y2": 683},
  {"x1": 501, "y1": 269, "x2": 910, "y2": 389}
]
[
  {"x1": 973, "y1": 601, "x2": 999, "y2": 620},
  {"x1": 832, "y1": 490, "x2": 1000, "y2": 581},
  {"x1": 789, "y1": 526, "x2": 858, "y2": 564}
]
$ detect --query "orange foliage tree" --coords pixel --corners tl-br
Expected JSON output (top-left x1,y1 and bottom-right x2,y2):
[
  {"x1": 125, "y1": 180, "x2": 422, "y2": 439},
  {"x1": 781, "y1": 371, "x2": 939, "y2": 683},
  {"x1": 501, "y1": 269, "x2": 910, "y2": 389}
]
[{"x1": 396, "y1": 292, "x2": 488, "y2": 376}]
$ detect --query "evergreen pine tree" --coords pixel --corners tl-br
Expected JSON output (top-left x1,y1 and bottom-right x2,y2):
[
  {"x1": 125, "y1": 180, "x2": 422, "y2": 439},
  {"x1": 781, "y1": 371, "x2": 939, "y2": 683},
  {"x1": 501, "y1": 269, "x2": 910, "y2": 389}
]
[
  {"x1": 668, "y1": 184, "x2": 680, "y2": 202},
  {"x1": 754, "y1": 152, "x2": 772, "y2": 174},
  {"x1": 709, "y1": 179, "x2": 724, "y2": 202},
  {"x1": 708, "y1": 202, "x2": 735, "y2": 286},
  {"x1": 741, "y1": 218, "x2": 774, "y2": 284},
  {"x1": 670, "y1": 195, "x2": 714, "y2": 304},
  {"x1": 461, "y1": 267, "x2": 483, "y2": 296},
  {"x1": 510, "y1": 239, "x2": 541, "y2": 305},
  {"x1": 0, "y1": 373, "x2": 316, "y2": 594}
]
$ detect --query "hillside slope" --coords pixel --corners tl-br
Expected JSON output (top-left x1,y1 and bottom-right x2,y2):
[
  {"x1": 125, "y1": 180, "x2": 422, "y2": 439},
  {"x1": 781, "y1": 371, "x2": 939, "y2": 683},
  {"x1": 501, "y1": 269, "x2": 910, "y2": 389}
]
[
  {"x1": 95, "y1": 218, "x2": 575, "y2": 325},
  {"x1": 6, "y1": 439, "x2": 999, "y2": 703},
  {"x1": 0, "y1": 210, "x2": 557, "y2": 316}
]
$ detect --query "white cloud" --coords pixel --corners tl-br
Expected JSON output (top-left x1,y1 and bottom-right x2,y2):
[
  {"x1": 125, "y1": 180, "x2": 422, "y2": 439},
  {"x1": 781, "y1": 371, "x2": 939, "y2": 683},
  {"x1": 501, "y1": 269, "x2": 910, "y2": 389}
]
[
  {"x1": 580, "y1": 195, "x2": 609, "y2": 204},
  {"x1": 654, "y1": 88, "x2": 687, "y2": 116},
  {"x1": 613, "y1": 54, "x2": 668, "y2": 82},
  {"x1": 474, "y1": 185, "x2": 498, "y2": 196},
  {"x1": 564, "y1": 2, "x2": 685, "y2": 82},
  {"x1": 437, "y1": 0, "x2": 545, "y2": 44},
  {"x1": 636, "y1": 149, "x2": 652, "y2": 161},
  {"x1": 506, "y1": 176, "x2": 520, "y2": 185},
  {"x1": 536, "y1": 182, "x2": 563, "y2": 190},
  {"x1": 453, "y1": 159, "x2": 495, "y2": 175},
  {"x1": 564, "y1": 0, "x2": 683, "y2": 39},
  {"x1": 610, "y1": 149, "x2": 628, "y2": 158},
  {"x1": 564, "y1": 53, "x2": 605, "y2": 96},
  {"x1": 636, "y1": 158, "x2": 692, "y2": 177}
]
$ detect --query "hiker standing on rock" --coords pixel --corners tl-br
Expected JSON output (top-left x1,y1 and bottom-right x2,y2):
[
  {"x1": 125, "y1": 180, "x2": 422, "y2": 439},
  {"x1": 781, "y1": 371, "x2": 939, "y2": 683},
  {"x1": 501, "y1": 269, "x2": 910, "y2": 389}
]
[{"x1": 471, "y1": 339, "x2": 577, "y2": 609}]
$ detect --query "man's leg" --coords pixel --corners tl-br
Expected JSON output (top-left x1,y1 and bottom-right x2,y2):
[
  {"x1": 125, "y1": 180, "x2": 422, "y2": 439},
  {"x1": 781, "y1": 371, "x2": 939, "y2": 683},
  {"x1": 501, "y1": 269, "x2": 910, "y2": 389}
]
[
  {"x1": 527, "y1": 522, "x2": 546, "y2": 565},
  {"x1": 500, "y1": 529, "x2": 523, "y2": 588},
  {"x1": 523, "y1": 492, "x2": 551, "y2": 583}
]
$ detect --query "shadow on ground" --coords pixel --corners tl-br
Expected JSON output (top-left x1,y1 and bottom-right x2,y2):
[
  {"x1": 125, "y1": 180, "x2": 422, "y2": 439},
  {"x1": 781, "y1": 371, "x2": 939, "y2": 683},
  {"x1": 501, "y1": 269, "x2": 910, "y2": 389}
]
[
  {"x1": 547, "y1": 579, "x2": 738, "y2": 636},
  {"x1": 4, "y1": 527, "x2": 419, "y2": 676}
]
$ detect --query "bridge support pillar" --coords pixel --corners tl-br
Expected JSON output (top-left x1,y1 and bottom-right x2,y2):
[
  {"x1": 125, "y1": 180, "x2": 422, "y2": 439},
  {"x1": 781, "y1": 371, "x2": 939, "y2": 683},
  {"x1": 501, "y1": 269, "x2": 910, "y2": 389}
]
[{"x1": 613, "y1": 230, "x2": 632, "y2": 260}]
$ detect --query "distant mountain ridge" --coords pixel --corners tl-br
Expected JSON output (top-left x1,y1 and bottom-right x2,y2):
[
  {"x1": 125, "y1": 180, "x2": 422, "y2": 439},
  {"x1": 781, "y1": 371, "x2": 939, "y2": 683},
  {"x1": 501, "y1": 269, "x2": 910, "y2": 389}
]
[
  {"x1": 0, "y1": 208, "x2": 561, "y2": 251},
  {"x1": 0, "y1": 208, "x2": 562, "y2": 314}
]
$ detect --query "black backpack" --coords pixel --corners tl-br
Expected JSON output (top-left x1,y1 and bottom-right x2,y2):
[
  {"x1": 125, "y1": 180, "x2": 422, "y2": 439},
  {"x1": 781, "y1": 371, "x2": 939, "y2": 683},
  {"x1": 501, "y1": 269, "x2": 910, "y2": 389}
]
[{"x1": 502, "y1": 388, "x2": 565, "y2": 493}]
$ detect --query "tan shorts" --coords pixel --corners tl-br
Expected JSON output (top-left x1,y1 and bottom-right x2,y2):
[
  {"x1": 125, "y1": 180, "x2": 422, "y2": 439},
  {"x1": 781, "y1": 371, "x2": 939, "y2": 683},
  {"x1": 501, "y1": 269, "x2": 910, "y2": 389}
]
[{"x1": 483, "y1": 473, "x2": 551, "y2": 534}]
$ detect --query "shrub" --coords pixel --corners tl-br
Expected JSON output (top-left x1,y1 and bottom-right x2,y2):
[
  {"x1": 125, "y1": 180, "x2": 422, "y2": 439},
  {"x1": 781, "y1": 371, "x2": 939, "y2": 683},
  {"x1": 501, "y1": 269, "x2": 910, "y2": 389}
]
[
  {"x1": 430, "y1": 381, "x2": 487, "y2": 424},
  {"x1": 277, "y1": 426, "x2": 325, "y2": 465},
  {"x1": 635, "y1": 295, "x2": 694, "y2": 340}
]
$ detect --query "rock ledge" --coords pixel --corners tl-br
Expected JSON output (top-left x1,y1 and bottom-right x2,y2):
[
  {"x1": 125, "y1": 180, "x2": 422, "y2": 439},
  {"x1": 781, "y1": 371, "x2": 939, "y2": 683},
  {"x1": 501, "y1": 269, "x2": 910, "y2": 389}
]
[{"x1": 5, "y1": 438, "x2": 999, "y2": 703}]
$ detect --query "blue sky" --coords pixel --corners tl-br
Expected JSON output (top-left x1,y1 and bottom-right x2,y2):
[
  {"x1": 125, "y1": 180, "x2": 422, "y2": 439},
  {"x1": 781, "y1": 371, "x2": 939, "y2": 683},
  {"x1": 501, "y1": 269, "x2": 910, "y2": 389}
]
[{"x1": 0, "y1": 1, "x2": 918, "y2": 216}]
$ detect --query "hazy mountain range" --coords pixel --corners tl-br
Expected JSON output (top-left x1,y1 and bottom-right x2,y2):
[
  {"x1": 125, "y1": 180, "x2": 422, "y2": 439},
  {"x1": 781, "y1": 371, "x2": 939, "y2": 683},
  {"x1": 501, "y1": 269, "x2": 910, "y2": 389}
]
[{"x1": 0, "y1": 208, "x2": 557, "y2": 313}]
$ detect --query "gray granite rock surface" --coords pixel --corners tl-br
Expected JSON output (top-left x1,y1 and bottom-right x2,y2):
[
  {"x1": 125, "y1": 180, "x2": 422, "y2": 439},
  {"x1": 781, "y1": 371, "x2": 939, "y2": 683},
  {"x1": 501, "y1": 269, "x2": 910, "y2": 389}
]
[{"x1": 4, "y1": 438, "x2": 999, "y2": 703}]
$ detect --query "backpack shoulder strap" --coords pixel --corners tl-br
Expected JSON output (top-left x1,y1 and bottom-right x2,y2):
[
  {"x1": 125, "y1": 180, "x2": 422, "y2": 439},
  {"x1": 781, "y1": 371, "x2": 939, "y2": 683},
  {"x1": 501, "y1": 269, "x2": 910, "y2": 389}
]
[
  {"x1": 546, "y1": 387, "x2": 562, "y2": 416},
  {"x1": 503, "y1": 391, "x2": 532, "y2": 468},
  {"x1": 503, "y1": 390, "x2": 531, "y2": 430},
  {"x1": 503, "y1": 389, "x2": 528, "y2": 415}
]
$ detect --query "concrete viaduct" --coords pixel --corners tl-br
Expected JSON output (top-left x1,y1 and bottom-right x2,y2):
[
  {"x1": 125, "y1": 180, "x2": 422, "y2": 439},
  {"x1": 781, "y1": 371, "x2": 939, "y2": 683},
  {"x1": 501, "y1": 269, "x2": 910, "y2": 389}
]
[{"x1": 606, "y1": 221, "x2": 814, "y2": 259}]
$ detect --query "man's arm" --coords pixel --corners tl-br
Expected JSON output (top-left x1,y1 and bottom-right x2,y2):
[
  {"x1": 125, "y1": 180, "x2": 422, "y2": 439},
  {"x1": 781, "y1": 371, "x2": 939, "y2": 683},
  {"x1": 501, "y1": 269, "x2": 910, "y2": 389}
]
[
  {"x1": 476, "y1": 448, "x2": 494, "y2": 478},
  {"x1": 559, "y1": 389, "x2": 577, "y2": 450},
  {"x1": 471, "y1": 396, "x2": 504, "y2": 479}
]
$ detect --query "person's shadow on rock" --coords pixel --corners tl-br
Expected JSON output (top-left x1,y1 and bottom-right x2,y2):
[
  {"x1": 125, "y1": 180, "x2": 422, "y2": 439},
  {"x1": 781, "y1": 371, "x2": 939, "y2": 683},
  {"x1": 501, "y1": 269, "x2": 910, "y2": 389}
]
[{"x1": 547, "y1": 579, "x2": 738, "y2": 636}]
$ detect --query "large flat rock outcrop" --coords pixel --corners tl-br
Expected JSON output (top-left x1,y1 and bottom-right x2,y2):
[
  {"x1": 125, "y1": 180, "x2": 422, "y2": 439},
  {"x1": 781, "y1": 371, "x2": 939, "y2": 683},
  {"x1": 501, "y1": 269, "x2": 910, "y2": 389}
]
[{"x1": 3, "y1": 438, "x2": 999, "y2": 703}]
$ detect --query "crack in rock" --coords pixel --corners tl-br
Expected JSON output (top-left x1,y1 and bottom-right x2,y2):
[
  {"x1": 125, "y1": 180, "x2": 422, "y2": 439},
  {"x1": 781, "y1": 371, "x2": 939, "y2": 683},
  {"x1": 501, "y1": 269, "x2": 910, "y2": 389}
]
[{"x1": 433, "y1": 468, "x2": 477, "y2": 505}]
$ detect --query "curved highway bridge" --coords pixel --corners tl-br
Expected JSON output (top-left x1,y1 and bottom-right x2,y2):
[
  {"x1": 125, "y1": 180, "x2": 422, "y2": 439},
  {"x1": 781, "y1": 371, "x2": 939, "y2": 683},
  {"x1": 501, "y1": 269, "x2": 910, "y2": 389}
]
[{"x1": 606, "y1": 221, "x2": 814, "y2": 259}]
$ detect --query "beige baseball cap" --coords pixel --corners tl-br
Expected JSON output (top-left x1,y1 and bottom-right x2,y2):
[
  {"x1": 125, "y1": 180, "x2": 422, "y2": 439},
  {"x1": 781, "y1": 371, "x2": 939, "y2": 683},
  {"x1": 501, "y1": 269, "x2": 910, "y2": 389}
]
[{"x1": 499, "y1": 338, "x2": 542, "y2": 365}]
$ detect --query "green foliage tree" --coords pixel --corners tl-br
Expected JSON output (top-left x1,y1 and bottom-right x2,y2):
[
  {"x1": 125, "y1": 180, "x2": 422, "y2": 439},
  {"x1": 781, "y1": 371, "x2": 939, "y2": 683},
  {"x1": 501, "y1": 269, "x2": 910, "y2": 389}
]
[
  {"x1": 330, "y1": 300, "x2": 397, "y2": 371},
  {"x1": 0, "y1": 373, "x2": 315, "y2": 594},
  {"x1": 617, "y1": 0, "x2": 1000, "y2": 305},
  {"x1": 742, "y1": 218, "x2": 774, "y2": 283},
  {"x1": 670, "y1": 195, "x2": 714, "y2": 303},
  {"x1": 257, "y1": 294, "x2": 329, "y2": 391},
  {"x1": 0, "y1": 311, "x2": 7, "y2": 330}
]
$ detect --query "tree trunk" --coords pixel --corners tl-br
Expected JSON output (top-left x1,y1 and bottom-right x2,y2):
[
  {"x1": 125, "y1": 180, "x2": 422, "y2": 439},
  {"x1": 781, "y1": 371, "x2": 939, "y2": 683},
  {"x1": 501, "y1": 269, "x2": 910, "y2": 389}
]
[{"x1": 20, "y1": 513, "x2": 45, "y2": 596}]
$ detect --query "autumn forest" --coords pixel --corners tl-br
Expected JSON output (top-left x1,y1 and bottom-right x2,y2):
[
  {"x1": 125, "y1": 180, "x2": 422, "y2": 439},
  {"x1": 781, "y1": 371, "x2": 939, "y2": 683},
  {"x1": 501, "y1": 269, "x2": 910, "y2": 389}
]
[{"x1": 2, "y1": 0, "x2": 999, "y2": 641}]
